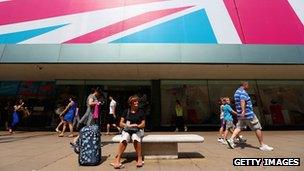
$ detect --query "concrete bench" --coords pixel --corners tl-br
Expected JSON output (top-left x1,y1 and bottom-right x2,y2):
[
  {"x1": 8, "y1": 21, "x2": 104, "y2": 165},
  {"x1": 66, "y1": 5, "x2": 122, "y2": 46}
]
[{"x1": 112, "y1": 134, "x2": 204, "y2": 159}]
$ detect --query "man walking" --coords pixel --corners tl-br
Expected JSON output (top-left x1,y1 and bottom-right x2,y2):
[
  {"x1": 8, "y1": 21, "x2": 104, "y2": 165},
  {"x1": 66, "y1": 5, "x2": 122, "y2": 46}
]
[
  {"x1": 106, "y1": 96, "x2": 121, "y2": 135},
  {"x1": 227, "y1": 81, "x2": 273, "y2": 151}
]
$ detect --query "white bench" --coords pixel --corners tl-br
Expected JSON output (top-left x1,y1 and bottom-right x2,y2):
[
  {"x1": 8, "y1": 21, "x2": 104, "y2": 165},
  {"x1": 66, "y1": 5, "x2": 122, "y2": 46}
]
[{"x1": 112, "y1": 134, "x2": 204, "y2": 159}]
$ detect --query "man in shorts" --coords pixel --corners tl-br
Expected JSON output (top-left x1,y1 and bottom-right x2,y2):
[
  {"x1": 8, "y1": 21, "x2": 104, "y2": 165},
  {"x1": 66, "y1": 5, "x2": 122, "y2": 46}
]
[
  {"x1": 227, "y1": 81, "x2": 273, "y2": 151},
  {"x1": 106, "y1": 96, "x2": 121, "y2": 135}
]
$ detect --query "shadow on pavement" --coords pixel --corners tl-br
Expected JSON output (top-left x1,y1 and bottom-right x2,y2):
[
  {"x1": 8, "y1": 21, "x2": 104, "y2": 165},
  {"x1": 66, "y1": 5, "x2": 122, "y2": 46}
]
[
  {"x1": 237, "y1": 143, "x2": 259, "y2": 150},
  {"x1": 178, "y1": 152, "x2": 205, "y2": 159}
]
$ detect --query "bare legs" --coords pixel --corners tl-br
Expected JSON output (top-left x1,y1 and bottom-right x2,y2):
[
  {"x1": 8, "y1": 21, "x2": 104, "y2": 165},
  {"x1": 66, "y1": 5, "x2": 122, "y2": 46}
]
[
  {"x1": 113, "y1": 141, "x2": 128, "y2": 167},
  {"x1": 255, "y1": 129, "x2": 264, "y2": 146},
  {"x1": 113, "y1": 140, "x2": 142, "y2": 168},
  {"x1": 229, "y1": 127, "x2": 242, "y2": 140},
  {"x1": 133, "y1": 141, "x2": 143, "y2": 167},
  {"x1": 55, "y1": 117, "x2": 64, "y2": 133},
  {"x1": 230, "y1": 128, "x2": 263, "y2": 145},
  {"x1": 218, "y1": 126, "x2": 224, "y2": 139},
  {"x1": 59, "y1": 121, "x2": 74, "y2": 137}
]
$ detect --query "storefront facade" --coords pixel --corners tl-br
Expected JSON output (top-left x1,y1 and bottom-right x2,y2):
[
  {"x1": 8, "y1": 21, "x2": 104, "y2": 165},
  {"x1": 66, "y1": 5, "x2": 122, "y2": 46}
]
[{"x1": 0, "y1": 0, "x2": 303, "y2": 129}]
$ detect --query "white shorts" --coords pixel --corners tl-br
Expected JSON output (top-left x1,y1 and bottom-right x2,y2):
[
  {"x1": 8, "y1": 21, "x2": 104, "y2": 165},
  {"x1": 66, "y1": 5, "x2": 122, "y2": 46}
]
[
  {"x1": 236, "y1": 115, "x2": 262, "y2": 131},
  {"x1": 120, "y1": 130, "x2": 144, "y2": 143}
]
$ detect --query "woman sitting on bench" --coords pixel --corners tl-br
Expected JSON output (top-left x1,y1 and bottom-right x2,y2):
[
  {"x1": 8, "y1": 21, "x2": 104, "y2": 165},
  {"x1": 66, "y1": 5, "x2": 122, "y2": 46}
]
[{"x1": 111, "y1": 95, "x2": 145, "y2": 169}]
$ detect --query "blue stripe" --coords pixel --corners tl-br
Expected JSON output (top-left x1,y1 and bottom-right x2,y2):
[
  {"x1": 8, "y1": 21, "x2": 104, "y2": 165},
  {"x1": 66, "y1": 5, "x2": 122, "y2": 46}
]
[
  {"x1": 112, "y1": 9, "x2": 217, "y2": 43},
  {"x1": 0, "y1": 24, "x2": 68, "y2": 43}
]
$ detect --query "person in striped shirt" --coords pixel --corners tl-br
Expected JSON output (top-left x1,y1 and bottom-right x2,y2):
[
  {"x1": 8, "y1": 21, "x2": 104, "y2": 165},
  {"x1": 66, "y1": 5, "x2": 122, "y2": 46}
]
[{"x1": 227, "y1": 81, "x2": 273, "y2": 151}]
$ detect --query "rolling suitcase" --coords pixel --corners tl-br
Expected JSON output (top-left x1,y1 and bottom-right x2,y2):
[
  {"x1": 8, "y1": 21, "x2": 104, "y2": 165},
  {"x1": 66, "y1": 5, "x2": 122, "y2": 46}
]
[{"x1": 78, "y1": 124, "x2": 101, "y2": 166}]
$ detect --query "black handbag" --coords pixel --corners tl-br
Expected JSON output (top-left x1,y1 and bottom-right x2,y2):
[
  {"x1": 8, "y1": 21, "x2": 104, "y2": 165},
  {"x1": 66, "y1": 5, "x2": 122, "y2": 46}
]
[{"x1": 124, "y1": 127, "x2": 139, "y2": 135}]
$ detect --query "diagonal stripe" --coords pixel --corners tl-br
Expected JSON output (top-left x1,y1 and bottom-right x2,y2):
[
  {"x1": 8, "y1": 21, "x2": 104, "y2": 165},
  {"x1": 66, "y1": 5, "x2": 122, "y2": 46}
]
[
  {"x1": 0, "y1": 24, "x2": 67, "y2": 43},
  {"x1": 65, "y1": 6, "x2": 192, "y2": 43},
  {"x1": 0, "y1": 0, "x2": 167, "y2": 26},
  {"x1": 111, "y1": 10, "x2": 217, "y2": 43}
]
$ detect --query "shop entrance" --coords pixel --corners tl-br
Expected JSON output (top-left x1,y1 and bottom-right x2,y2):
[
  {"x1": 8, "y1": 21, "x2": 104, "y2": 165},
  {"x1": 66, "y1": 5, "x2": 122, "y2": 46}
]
[{"x1": 84, "y1": 81, "x2": 152, "y2": 131}]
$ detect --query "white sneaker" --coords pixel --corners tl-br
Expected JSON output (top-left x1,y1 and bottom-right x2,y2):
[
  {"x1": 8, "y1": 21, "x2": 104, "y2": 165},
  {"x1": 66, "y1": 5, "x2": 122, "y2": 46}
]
[
  {"x1": 217, "y1": 138, "x2": 223, "y2": 142},
  {"x1": 221, "y1": 139, "x2": 227, "y2": 145},
  {"x1": 184, "y1": 127, "x2": 188, "y2": 132},
  {"x1": 259, "y1": 144, "x2": 274, "y2": 151},
  {"x1": 227, "y1": 138, "x2": 235, "y2": 149}
]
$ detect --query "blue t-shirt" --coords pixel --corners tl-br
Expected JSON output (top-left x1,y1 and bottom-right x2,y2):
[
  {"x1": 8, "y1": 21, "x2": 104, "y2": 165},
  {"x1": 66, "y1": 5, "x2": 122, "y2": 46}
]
[
  {"x1": 223, "y1": 104, "x2": 233, "y2": 122},
  {"x1": 234, "y1": 87, "x2": 254, "y2": 119}
]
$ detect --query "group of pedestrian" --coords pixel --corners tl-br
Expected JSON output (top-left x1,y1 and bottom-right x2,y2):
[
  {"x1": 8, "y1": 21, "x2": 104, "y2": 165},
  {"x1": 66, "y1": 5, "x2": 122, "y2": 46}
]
[
  {"x1": 217, "y1": 81, "x2": 273, "y2": 151},
  {"x1": 64, "y1": 92, "x2": 145, "y2": 169}
]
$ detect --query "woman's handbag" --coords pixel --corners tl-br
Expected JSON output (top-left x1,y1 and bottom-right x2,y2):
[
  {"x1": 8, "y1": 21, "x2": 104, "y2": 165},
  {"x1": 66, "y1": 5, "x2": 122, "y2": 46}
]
[
  {"x1": 123, "y1": 109, "x2": 139, "y2": 134},
  {"x1": 124, "y1": 127, "x2": 139, "y2": 135}
]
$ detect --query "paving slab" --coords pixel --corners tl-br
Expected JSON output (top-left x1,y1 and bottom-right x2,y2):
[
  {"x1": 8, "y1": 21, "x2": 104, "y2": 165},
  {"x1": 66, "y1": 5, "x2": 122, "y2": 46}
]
[{"x1": 0, "y1": 131, "x2": 303, "y2": 171}]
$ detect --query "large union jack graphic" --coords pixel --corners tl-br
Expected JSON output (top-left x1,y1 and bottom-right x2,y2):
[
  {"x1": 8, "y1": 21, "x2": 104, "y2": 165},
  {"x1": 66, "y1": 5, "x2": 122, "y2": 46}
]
[{"x1": 0, "y1": 0, "x2": 303, "y2": 44}]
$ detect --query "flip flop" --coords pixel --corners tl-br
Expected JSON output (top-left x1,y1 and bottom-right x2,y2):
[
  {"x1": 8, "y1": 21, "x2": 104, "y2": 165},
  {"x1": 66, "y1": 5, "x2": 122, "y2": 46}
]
[
  {"x1": 68, "y1": 134, "x2": 74, "y2": 138},
  {"x1": 110, "y1": 163, "x2": 124, "y2": 169},
  {"x1": 136, "y1": 161, "x2": 144, "y2": 168}
]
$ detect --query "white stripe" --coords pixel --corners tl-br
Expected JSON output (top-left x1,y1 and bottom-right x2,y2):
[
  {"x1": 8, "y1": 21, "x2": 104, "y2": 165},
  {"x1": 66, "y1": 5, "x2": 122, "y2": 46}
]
[
  {"x1": 202, "y1": 0, "x2": 241, "y2": 43},
  {"x1": 288, "y1": 0, "x2": 304, "y2": 25}
]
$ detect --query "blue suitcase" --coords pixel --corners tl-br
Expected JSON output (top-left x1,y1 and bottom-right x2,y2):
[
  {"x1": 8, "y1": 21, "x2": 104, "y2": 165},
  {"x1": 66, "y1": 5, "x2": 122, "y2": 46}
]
[{"x1": 78, "y1": 125, "x2": 101, "y2": 166}]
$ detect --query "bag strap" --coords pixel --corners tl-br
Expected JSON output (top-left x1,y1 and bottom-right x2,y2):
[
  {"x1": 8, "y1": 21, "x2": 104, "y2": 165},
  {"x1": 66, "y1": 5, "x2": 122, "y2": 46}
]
[{"x1": 126, "y1": 109, "x2": 130, "y2": 119}]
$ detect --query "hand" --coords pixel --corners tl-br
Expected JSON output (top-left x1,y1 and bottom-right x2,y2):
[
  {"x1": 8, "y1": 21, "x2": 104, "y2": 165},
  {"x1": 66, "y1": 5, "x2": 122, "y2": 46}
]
[
  {"x1": 130, "y1": 124, "x2": 138, "y2": 128},
  {"x1": 241, "y1": 111, "x2": 246, "y2": 118}
]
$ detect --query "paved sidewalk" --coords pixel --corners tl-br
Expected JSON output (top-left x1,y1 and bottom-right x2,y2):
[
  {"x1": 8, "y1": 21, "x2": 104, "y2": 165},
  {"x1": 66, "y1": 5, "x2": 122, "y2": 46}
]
[{"x1": 0, "y1": 131, "x2": 303, "y2": 171}]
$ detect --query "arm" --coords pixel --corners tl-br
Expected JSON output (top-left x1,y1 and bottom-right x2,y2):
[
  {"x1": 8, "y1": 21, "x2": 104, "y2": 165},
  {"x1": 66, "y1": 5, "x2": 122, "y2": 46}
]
[
  {"x1": 75, "y1": 107, "x2": 79, "y2": 116},
  {"x1": 240, "y1": 100, "x2": 246, "y2": 116},
  {"x1": 228, "y1": 106, "x2": 238, "y2": 115},
  {"x1": 16, "y1": 102, "x2": 25, "y2": 111},
  {"x1": 119, "y1": 117, "x2": 126, "y2": 128},
  {"x1": 113, "y1": 103, "x2": 116, "y2": 117},
  {"x1": 60, "y1": 102, "x2": 72, "y2": 116},
  {"x1": 130, "y1": 120, "x2": 145, "y2": 129},
  {"x1": 88, "y1": 98, "x2": 98, "y2": 106},
  {"x1": 137, "y1": 120, "x2": 145, "y2": 129}
]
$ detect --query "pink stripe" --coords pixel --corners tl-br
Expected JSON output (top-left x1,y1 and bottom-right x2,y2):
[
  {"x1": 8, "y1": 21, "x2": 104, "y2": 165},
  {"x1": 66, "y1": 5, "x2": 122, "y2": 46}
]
[
  {"x1": 0, "y1": 0, "x2": 167, "y2": 26},
  {"x1": 223, "y1": 0, "x2": 245, "y2": 43},
  {"x1": 65, "y1": 6, "x2": 192, "y2": 43},
  {"x1": 225, "y1": 0, "x2": 304, "y2": 44}
]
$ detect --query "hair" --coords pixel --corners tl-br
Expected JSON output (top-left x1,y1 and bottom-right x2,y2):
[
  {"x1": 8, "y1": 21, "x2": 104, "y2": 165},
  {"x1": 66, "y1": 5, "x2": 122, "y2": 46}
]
[
  {"x1": 69, "y1": 95, "x2": 76, "y2": 101},
  {"x1": 128, "y1": 95, "x2": 139, "y2": 106},
  {"x1": 176, "y1": 100, "x2": 181, "y2": 106},
  {"x1": 240, "y1": 81, "x2": 249, "y2": 86},
  {"x1": 91, "y1": 87, "x2": 102, "y2": 94}
]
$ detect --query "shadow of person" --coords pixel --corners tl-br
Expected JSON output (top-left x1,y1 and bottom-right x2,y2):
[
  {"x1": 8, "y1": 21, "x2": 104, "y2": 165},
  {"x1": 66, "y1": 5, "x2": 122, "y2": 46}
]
[
  {"x1": 101, "y1": 155, "x2": 110, "y2": 163},
  {"x1": 120, "y1": 152, "x2": 139, "y2": 164},
  {"x1": 237, "y1": 143, "x2": 260, "y2": 150}
]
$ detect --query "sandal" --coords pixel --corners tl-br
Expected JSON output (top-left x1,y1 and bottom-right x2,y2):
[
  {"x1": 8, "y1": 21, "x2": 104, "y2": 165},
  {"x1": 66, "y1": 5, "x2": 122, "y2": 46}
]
[
  {"x1": 110, "y1": 163, "x2": 124, "y2": 169},
  {"x1": 68, "y1": 134, "x2": 74, "y2": 138},
  {"x1": 136, "y1": 161, "x2": 144, "y2": 167},
  {"x1": 58, "y1": 134, "x2": 64, "y2": 137}
]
